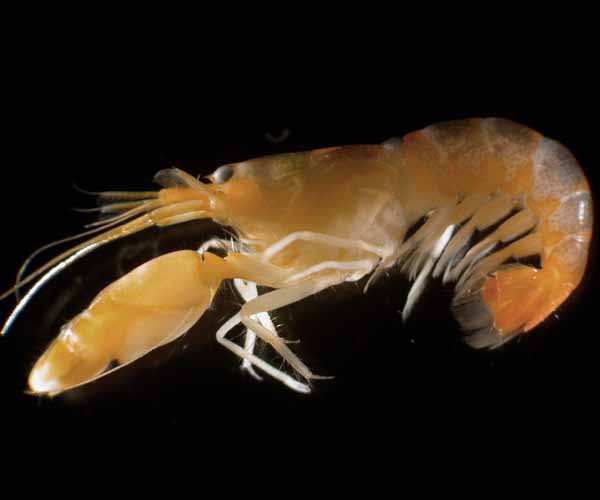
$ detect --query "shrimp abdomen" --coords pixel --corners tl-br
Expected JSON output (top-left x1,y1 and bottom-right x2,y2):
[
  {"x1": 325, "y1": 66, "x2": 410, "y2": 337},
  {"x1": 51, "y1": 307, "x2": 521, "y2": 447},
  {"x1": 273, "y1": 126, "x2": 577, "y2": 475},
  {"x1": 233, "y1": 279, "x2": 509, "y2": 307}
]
[{"x1": 400, "y1": 118, "x2": 593, "y2": 347}]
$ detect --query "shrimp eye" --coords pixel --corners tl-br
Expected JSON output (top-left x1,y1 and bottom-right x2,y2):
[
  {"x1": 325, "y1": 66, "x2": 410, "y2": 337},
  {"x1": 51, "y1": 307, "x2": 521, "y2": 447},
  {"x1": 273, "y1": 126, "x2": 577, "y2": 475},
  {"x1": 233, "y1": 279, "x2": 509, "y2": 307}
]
[{"x1": 212, "y1": 165, "x2": 235, "y2": 184}]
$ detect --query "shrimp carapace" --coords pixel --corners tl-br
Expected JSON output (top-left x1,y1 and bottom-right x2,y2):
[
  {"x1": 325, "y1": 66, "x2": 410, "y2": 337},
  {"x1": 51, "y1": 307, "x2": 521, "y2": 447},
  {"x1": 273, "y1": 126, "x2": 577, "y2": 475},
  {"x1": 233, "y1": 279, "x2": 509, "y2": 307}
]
[{"x1": 2, "y1": 118, "x2": 592, "y2": 395}]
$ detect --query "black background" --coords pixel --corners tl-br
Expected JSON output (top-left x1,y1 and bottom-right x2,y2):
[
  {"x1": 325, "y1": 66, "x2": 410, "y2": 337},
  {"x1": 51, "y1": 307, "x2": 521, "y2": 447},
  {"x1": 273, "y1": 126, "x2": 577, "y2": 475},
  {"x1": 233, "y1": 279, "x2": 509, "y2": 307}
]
[{"x1": 1, "y1": 54, "x2": 598, "y2": 460}]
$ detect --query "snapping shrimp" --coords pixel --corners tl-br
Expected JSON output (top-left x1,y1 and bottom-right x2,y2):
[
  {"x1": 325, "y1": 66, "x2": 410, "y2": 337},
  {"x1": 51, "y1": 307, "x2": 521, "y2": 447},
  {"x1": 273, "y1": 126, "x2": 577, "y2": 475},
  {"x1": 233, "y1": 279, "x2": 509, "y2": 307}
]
[{"x1": 1, "y1": 118, "x2": 593, "y2": 395}]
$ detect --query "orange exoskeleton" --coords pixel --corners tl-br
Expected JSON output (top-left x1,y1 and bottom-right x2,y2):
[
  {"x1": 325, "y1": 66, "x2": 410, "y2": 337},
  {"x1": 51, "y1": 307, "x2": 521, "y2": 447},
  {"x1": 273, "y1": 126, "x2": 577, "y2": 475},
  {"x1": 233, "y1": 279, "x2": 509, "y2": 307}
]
[{"x1": 1, "y1": 118, "x2": 593, "y2": 395}]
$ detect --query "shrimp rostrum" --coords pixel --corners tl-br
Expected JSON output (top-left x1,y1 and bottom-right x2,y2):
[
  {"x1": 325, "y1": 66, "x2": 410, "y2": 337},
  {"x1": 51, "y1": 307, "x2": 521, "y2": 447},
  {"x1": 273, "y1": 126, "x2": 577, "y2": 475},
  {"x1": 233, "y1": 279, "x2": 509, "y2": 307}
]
[{"x1": 1, "y1": 118, "x2": 593, "y2": 395}]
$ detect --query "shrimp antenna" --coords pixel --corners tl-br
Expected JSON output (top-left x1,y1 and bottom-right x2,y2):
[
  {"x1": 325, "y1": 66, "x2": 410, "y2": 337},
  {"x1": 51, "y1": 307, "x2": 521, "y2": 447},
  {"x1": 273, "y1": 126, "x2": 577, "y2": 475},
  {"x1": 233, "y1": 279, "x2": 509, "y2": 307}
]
[
  {"x1": 0, "y1": 200, "x2": 196, "y2": 336},
  {"x1": 3, "y1": 168, "x2": 213, "y2": 336},
  {"x1": 2, "y1": 243, "x2": 99, "y2": 336},
  {"x1": 13, "y1": 199, "x2": 161, "y2": 301},
  {"x1": 71, "y1": 201, "x2": 146, "y2": 214},
  {"x1": 72, "y1": 181, "x2": 158, "y2": 202}
]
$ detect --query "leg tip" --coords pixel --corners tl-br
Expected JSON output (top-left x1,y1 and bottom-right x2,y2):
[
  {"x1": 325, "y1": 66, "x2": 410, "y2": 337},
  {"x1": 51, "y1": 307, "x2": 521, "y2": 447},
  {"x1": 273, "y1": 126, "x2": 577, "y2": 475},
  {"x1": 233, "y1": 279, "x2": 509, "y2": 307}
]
[
  {"x1": 241, "y1": 362, "x2": 264, "y2": 382},
  {"x1": 286, "y1": 379, "x2": 312, "y2": 394}
]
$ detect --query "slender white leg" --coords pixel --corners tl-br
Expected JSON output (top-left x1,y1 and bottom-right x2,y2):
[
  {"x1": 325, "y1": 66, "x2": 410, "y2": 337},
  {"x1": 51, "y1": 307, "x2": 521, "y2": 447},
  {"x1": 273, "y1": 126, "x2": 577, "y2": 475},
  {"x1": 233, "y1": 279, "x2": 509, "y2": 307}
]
[
  {"x1": 217, "y1": 273, "x2": 343, "y2": 392},
  {"x1": 239, "y1": 276, "x2": 342, "y2": 379},
  {"x1": 198, "y1": 238, "x2": 267, "y2": 380},
  {"x1": 216, "y1": 313, "x2": 311, "y2": 394},
  {"x1": 283, "y1": 259, "x2": 376, "y2": 285},
  {"x1": 260, "y1": 231, "x2": 392, "y2": 263},
  {"x1": 233, "y1": 278, "x2": 274, "y2": 381},
  {"x1": 197, "y1": 238, "x2": 272, "y2": 380},
  {"x1": 204, "y1": 236, "x2": 374, "y2": 391}
]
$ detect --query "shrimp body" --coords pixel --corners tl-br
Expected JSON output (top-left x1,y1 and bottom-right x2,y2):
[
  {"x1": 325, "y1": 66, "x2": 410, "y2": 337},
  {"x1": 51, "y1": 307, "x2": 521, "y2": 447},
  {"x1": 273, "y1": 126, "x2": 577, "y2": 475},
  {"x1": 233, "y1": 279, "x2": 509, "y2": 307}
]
[{"x1": 3, "y1": 118, "x2": 592, "y2": 395}]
